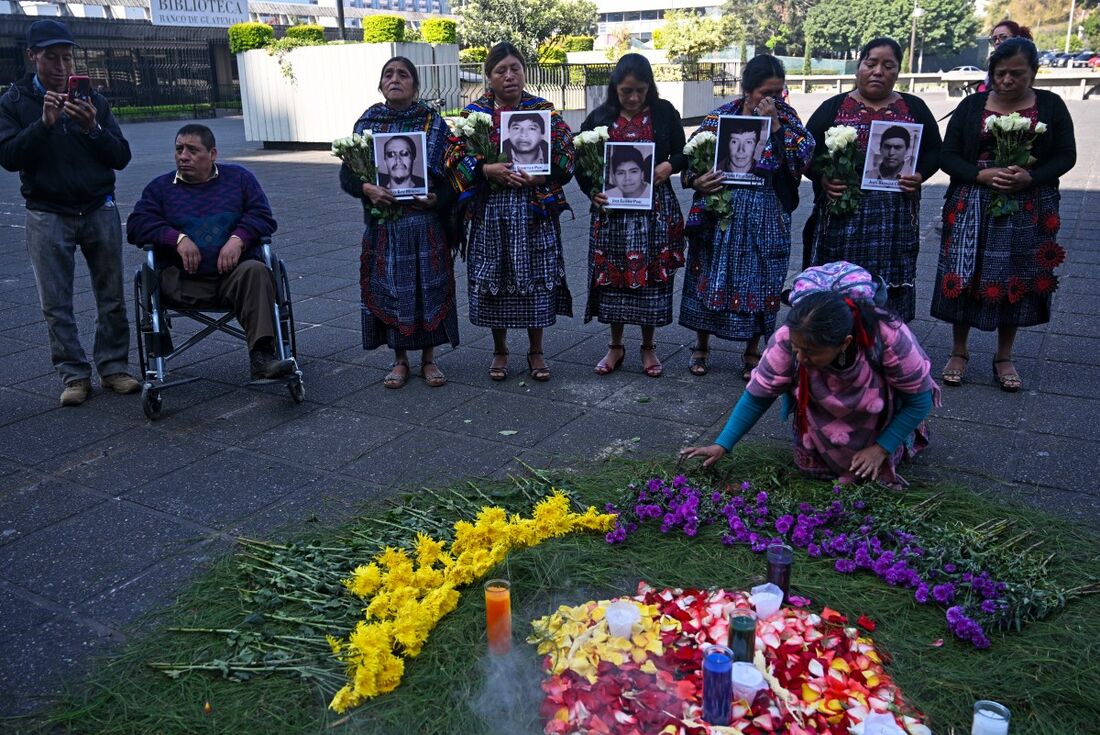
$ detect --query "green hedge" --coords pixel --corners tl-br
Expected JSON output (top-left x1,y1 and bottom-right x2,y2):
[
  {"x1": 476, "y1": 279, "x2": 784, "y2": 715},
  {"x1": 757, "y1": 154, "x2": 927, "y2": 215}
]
[
  {"x1": 459, "y1": 46, "x2": 488, "y2": 63},
  {"x1": 562, "y1": 35, "x2": 595, "y2": 52},
  {"x1": 284, "y1": 24, "x2": 325, "y2": 44},
  {"x1": 421, "y1": 18, "x2": 456, "y2": 44},
  {"x1": 227, "y1": 22, "x2": 274, "y2": 54},
  {"x1": 537, "y1": 42, "x2": 567, "y2": 65},
  {"x1": 362, "y1": 15, "x2": 405, "y2": 43}
]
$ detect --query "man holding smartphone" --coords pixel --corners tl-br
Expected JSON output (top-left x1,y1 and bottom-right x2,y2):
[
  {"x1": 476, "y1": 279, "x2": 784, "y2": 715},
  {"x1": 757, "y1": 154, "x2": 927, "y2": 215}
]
[{"x1": 0, "y1": 20, "x2": 138, "y2": 406}]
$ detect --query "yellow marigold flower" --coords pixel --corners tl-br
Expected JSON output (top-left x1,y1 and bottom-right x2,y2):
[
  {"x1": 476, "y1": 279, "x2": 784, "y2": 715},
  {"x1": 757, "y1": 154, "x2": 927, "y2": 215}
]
[
  {"x1": 414, "y1": 532, "x2": 446, "y2": 568},
  {"x1": 413, "y1": 565, "x2": 444, "y2": 590},
  {"x1": 326, "y1": 634, "x2": 342, "y2": 655},
  {"x1": 329, "y1": 684, "x2": 359, "y2": 713},
  {"x1": 476, "y1": 506, "x2": 507, "y2": 526},
  {"x1": 377, "y1": 546, "x2": 410, "y2": 570},
  {"x1": 345, "y1": 563, "x2": 383, "y2": 598}
]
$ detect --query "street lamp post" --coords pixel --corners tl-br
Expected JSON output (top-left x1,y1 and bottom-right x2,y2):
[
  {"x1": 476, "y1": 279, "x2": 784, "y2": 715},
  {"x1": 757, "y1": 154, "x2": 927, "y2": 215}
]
[
  {"x1": 908, "y1": 2, "x2": 925, "y2": 75},
  {"x1": 336, "y1": 0, "x2": 347, "y2": 41},
  {"x1": 1065, "y1": 0, "x2": 1077, "y2": 54}
]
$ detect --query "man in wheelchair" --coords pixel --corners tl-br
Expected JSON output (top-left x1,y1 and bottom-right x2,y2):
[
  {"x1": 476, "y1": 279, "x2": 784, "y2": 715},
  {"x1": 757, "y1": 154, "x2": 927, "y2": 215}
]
[{"x1": 126, "y1": 124, "x2": 294, "y2": 380}]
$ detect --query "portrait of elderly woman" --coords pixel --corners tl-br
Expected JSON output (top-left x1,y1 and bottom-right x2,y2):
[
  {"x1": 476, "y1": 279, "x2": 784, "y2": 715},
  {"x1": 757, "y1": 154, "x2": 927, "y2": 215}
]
[
  {"x1": 374, "y1": 132, "x2": 428, "y2": 196},
  {"x1": 715, "y1": 115, "x2": 770, "y2": 185},
  {"x1": 501, "y1": 110, "x2": 551, "y2": 174},
  {"x1": 603, "y1": 142, "x2": 654, "y2": 208}
]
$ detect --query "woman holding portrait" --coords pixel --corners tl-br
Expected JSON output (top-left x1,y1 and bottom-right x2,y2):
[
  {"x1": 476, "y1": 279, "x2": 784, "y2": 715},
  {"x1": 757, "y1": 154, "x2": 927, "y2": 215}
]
[
  {"x1": 932, "y1": 39, "x2": 1075, "y2": 392},
  {"x1": 339, "y1": 56, "x2": 457, "y2": 389},
  {"x1": 680, "y1": 54, "x2": 814, "y2": 381},
  {"x1": 576, "y1": 53, "x2": 686, "y2": 378},
  {"x1": 445, "y1": 42, "x2": 575, "y2": 382},
  {"x1": 804, "y1": 37, "x2": 941, "y2": 323}
]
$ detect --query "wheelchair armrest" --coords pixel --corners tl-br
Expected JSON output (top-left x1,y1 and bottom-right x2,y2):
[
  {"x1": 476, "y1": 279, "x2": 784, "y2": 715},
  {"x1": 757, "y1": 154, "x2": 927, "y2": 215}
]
[{"x1": 141, "y1": 243, "x2": 157, "y2": 251}]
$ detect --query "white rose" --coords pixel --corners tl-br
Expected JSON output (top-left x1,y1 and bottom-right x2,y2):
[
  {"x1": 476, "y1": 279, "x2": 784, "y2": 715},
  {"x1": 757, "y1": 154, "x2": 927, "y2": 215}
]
[
  {"x1": 984, "y1": 116, "x2": 997, "y2": 133},
  {"x1": 1034, "y1": 121, "x2": 1047, "y2": 135},
  {"x1": 594, "y1": 125, "x2": 609, "y2": 140}
]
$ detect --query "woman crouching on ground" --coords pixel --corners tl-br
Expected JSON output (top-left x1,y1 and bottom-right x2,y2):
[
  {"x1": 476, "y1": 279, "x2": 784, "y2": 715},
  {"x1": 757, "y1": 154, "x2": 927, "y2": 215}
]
[{"x1": 681, "y1": 262, "x2": 939, "y2": 489}]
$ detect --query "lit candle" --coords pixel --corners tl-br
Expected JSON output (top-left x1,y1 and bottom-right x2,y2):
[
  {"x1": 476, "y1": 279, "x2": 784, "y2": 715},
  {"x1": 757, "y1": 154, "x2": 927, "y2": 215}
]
[
  {"x1": 702, "y1": 644, "x2": 733, "y2": 725},
  {"x1": 972, "y1": 700, "x2": 1010, "y2": 735},
  {"x1": 484, "y1": 579, "x2": 512, "y2": 655}
]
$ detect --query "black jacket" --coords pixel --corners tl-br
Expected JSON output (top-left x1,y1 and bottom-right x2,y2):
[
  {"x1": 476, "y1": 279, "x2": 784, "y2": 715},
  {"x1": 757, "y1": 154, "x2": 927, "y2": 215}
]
[
  {"x1": 804, "y1": 91, "x2": 941, "y2": 203},
  {"x1": 575, "y1": 98, "x2": 687, "y2": 198},
  {"x1": 940, "y1": 89, "x2": 1076, "y2": 200},
  {"x1": 0, "y1": 74, "x2": 131, "y2": 215}
]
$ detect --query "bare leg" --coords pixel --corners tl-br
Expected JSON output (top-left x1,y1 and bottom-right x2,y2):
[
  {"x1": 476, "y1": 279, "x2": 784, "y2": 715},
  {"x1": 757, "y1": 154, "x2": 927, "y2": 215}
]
[
  {"x1": 527, "y1": 327, "x2": 550, "y2": 380},
  {"x1": 384, "y1": 348, "x2": 410, "y2": 388},
  {"x1": 597, "y1": 322, "x2": 626, "y2": 374},
  {"x1": 690, "y1": 330, "x2": 710, "y2": 376},
  {"x1": 993, "y1": 325, "x2": 1021, "y2": 390},
  {"x1": 421, "y1": 346, "x2": 445, "y2": 385},
  {"x1": 941, "y1": 323, "x2": 970, "y2": 386},
  {"x1": 640, "y1": 325, "x2": 662, "y2": 376}
]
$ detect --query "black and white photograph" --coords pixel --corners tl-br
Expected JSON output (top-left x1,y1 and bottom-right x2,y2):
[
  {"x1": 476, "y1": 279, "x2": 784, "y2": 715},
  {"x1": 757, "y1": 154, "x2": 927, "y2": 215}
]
[
  {"x1": 715, "y1": 115, "x2": 770, "y2": 186},
  {"x1": 373, "y1": 131, "x2": 429, "y2": 198},
  {"x1": 861, "y1": 120, "x2": 923, "y2": 192},
  {"x1": 500, "y1": 110, "x2": 552, "y2": 175},
  {"x1": 602, "y1": 142, "x2": 655, "y2": 210}
]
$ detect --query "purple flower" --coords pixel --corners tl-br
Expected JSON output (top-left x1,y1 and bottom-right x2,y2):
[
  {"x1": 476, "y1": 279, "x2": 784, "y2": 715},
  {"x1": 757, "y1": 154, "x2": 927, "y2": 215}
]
[
  {"x1": 980, "y1": 599, "x2": 998, "y2": 615},
  {"x1": 710, "y1": 492, "x2": 722, "y2": 504},
  {"x1": 740, "y1": 481, "x2": 752, "y2": 491},
  {"x1": 914, "y1": 584, "x2": 930, "y2": 604},
  {"x1": 944, "y1": 563, "x2": 957, "y2": 574},
  {"x1": 755, "y1": 491, "x2": 768, "y2": 505},
  {"x1": 932, "y1": 583, "x2": 956, "y2": 605},
  {"x1": 605, "y1": 526, "x2": 628, "y2": 544},
  {"x1": 604, "y1": 503, "x2": 617, "y2": 513},
  {"x1": 807, "y1": 543, "x2": 822, "y2": 558},
  {"x1": 775, "y1": 514, "x2": 795, "y2": 535},
  {"x1": 721, "y1": 533, "x2": 736, "y2": 546},
  {"x1": 835, "y1": 558, "x2": 858, "y2": 573}
]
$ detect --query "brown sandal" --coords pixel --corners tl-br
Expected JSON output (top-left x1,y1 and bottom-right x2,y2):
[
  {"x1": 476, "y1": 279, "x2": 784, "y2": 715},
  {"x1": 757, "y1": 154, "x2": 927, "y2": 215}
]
[
  {"x1": 941, "y1": 352, "x2": 969, "y2": 387},
  {"x1": 421, "y1": 361, "x2": 447, "y2": 388},
  {"x1": 596, "y1": 344, "x2": 625, "y2": 375},
  {"x1": 489, "y1": 351, "x2": 508, "y2": 382},
  {"x1": 384, "y1": 360, "x2": 410, "y2": 389},
  {"x1": 640, "y1": 344, "x2": 662, "y2": 378},
  {"x1": 992, "y1": 357, "x2": 1021, "y2": 393},
  {"x1": 527, "y1": 351, "x2": 551, "y2": 382},
  {"x1": 689, "y1": 345, "x2": 709, "y2": 377}
]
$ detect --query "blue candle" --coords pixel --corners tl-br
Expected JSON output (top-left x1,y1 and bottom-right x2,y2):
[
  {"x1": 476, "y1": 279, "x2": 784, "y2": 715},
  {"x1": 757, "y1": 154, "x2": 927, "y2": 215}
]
[{"x1": 702, "y1": 645, "x2": 733, "y2": 725}]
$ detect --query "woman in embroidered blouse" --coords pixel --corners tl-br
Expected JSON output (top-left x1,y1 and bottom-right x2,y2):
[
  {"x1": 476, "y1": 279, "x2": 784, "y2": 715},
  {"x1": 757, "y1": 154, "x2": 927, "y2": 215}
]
[
  {"x1": 576, "y1": 53, "x2": 686, "y2": 378},
  {"x1": 932, "y1": 39, "x2": 1075, "y2": 392},
  {"x1": 339, "y1": 56, "x2": 457, "y2": 389},
  {"x1": 445, "y1": 42, "x2": 575, "y2": 382},
  {"x1": 803, "y1": 37, "x2": 941, "y2": 323},
  {"x1": 681, "y1": 262, "x2": 938, "y2": 490},
  {"x1": 680, "y1": 54, "x2": 814, "y2": 381}
]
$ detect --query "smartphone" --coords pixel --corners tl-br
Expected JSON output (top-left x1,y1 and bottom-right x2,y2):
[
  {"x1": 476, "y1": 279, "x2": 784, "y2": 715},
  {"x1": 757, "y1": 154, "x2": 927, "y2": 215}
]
[{"x1": 67, "y1": 75, "x2": 93, "y2": 103}]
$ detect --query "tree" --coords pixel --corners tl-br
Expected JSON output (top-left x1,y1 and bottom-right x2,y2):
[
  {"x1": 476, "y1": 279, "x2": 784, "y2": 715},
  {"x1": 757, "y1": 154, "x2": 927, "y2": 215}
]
[
  {"x1": 1085, "y1": 12, "x2": 1100, "y2": 50},
  {"x1": 803, "y1": 0, "x2": 977, "y2": 58},
  {"x1": 656, "y1": 10, "x2": 729, "y2": 63},
  {"x1": 721, "y1": 0, "x2": 810, "y2": 55},
  {"x1": 456, "y1": 0, "x2": 597, "y2": 59},
  {"x1": 605, "y1": 27, "x2": 633, "y2": 61}
]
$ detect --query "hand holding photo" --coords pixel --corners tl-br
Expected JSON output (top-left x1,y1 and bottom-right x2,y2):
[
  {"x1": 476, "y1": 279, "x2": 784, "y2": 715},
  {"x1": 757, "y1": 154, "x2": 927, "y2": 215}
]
[
  {"x1": 374, "y1": 131, "x2": 429, "y2": 199},
  {"x1": 861, "y1": 121, "x2": 923, "y2": 192},
  {"x1": 715, "y1": 115, "x2": 770, "y2": 186},
  {"x1": 602, "y1": 142, "x2": 655, "y2": 210},
  {"x1": 501, "y1": 110, "x2": 551, "y2": 176}
]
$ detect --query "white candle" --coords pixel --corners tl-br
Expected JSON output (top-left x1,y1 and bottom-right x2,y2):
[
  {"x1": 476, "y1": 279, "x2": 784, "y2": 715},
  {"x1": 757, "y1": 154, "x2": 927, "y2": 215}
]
[{"x1": 972, "y1": 708, "x2": 1010, "y2": 735}]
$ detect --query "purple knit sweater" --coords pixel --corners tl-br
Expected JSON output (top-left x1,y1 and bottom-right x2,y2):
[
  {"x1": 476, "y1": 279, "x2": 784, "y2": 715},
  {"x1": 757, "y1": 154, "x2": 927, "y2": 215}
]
[{"x1": 126, "y1": 162, "x2": 277, "y2": 274}]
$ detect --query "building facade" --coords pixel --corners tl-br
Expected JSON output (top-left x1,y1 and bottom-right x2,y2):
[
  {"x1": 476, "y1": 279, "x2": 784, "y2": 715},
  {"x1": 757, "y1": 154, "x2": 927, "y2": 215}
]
[{"x1": 595, "y1": 0, "x2": 723, "y2": 48}]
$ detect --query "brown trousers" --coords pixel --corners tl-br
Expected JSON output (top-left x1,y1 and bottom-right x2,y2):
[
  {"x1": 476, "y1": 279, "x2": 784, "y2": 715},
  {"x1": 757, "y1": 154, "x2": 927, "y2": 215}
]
[{"x1": 160, "y1": 260, "x2": 276, "y2": 349}]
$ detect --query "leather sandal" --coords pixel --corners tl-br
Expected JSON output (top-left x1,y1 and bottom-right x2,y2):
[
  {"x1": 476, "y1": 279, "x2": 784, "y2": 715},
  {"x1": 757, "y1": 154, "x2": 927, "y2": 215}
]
[
  {"x1": 527, "y1": 350, "x2": 551, "y2": 382},
  {"x1": 384, "y1": 360, "x2": 410, "y2": 389},
  {"x1": 741, "y1": 349, "x2": 762, "y2": 383},
  {"x1": 640, "y1": 344, "x2": 663, "y2": 378},
  {"x1": 489, "y1": 351, "x2": 508, "y2": 382},
  {"x1": 420, "y1": 361, "x2": 447, "y2": 388},
  {"x1": 596, "y1": 344, "x2": 625, "y2": 375},
  {"x1": 941, "y1": 352, "x2": 969, "y2": 387},
  {"x1": 689, "y1": 345, "x2": 709, "y2": 377},
  {"x1": 992, "y1": 357, "x2": 1021, "y2": 393}
]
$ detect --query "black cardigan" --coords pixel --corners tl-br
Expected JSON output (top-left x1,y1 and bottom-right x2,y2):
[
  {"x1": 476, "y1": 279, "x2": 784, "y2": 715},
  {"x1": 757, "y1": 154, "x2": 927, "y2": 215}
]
[
  {"x1": 804, "y1": 91, "x2": 942, "y2": 203},
  {"x1": 940, "y1": 89, "x2": 1076, "y2": 200},
  {"x1": 575, "y1": 98, "x2": 687, "y2": 198}
]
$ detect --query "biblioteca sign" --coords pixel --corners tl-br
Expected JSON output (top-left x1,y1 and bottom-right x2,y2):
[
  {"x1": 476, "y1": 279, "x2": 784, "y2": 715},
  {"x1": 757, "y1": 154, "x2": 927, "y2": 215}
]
[{"x1": 150, "y1": 0, "x2": 248, "y2": 27}]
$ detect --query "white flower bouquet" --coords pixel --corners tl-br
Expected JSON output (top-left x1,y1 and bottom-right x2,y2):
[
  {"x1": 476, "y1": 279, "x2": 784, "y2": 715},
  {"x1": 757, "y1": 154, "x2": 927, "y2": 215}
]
[
  {"x1": 819, "y1": 125, "x2": 863, "y2": 216},
  {"x1": 984, "y1": 112, "x2": 1047, "y2": 217},
  {"x1": 573, "y1": 125, "x2": 609, "y2": 198},
  {"x1": 683, "y1": 131, "x2": 733, "y2": 229},
  {"x1": 331, "y1": 132, "x2": 400, "y2": 223},
  {"x1": 447, "y1": 111, "x2": 507, "y2": 164}
]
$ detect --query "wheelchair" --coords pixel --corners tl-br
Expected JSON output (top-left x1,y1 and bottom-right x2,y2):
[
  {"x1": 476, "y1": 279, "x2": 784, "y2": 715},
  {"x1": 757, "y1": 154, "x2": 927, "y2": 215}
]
[{"x1": 133, "y1": 237, "x2": 305, "y2": 420}]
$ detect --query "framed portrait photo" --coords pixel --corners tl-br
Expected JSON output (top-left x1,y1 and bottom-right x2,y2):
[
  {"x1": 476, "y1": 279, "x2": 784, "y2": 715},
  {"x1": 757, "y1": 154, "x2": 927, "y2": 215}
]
[
  {"x1": 602, "y1": 141, "x2": 655, "y2": 210},
  {"x1": 373, "y1": 131, "x2": 429, "y2": 199},
  {"x1": 861, "y1": 120, "x2": 923, "y2": 192},
  {"x1": 715, "y1": 115, "x2": 770, "y2": 186},
  {"x1": 500, "y1": 110, "x2": 552, "y2": 176}
]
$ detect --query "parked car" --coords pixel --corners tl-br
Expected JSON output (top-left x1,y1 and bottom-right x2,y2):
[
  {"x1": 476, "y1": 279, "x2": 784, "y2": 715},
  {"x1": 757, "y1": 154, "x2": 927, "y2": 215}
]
[
  {"x1": 1071, "y1": 51, "x2": 1098, "y2": 68},
  {"x1": 1050, "y1": 53, "x2": 1074, "y2": 68},
  {"x1": 1039, "y1": 51, "x2": 1059, "y2": 66},
  {"x1": 948, "y1": 65, "x2": 983, "y2": 73},
  {"x1": 1088, "y1": 55, "x2": 1100, "y2": 69}
]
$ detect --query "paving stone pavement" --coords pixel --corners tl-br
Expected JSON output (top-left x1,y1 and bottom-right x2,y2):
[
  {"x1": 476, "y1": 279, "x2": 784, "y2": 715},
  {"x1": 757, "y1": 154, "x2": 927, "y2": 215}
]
[{"x1": 0, "y1": 92, "x2": 1096, "y2": 717}]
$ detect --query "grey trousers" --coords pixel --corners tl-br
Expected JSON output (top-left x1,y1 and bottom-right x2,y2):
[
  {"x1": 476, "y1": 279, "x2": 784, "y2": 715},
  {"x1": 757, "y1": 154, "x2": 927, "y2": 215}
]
[
  {"x1": 160, "y1": 260, "x2": 277, "y2": 350},
  {"x1": 25, "y1": 205, "x2": 130, "y2": 384}
]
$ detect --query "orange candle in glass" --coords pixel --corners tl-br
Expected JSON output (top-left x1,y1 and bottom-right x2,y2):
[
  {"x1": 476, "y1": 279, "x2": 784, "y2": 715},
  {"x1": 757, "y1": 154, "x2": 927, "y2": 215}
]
[{"x1": 484, "y1": 578, "x2": 512, "y2": 655}]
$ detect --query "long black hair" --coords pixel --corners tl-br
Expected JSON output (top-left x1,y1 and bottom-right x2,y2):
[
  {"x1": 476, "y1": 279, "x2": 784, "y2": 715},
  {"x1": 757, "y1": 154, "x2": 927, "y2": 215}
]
[
  {"x1": 858, "y1": 37, "x2": 903, "y2": 65},
  {"x1": 786, "y1": 291, "x2": 894, "y2": 350},
  {"x1": 741, "y1": 54, "x2": 786, "y2": 95},
  {"x1": 484, "y1": 42, "x2": 526, "y2": 78},
  {"x1": 989, "y1": 37, "x2": 1039, "y2": 75},
  {"x1": 599, "y1": 53, "x2": 660, "y2": 116}
]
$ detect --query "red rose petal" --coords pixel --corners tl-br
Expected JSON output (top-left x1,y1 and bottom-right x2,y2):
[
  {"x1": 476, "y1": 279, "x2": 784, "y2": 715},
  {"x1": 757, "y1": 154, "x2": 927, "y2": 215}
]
[{"x1": 856, "y1": 614, "x2": 876, "y2": 632}]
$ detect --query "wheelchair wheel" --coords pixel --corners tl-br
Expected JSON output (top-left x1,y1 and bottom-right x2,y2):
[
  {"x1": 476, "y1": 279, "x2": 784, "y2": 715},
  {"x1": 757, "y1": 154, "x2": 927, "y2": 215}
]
[
  {"x1": 141, "y1": 383, "x2": 163, "y2": 420},
  {"x1": 133, "y1": 273, "x2": 148, "y2": 376},
  {"x1": 288, "y1": 377, "x2": 306, "y2": 404}
]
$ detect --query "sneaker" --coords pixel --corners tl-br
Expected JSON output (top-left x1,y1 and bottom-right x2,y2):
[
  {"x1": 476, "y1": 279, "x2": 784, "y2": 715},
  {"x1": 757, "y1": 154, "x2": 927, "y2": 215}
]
[
  {"x1": 249, "y1": 349, "x2": 295, "y2": 380},
  {"x1": 60, "y1": 378, "x2": 92, "y2": 407},
  {"x1": 101, "y1": 373, "x2": 141, "y2": 394}
]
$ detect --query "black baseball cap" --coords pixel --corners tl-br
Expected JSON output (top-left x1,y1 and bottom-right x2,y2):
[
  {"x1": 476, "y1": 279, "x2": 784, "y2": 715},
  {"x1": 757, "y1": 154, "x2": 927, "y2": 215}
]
[{"x1": 27, "y1": 20, "x2": 78, "y2": 50}]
